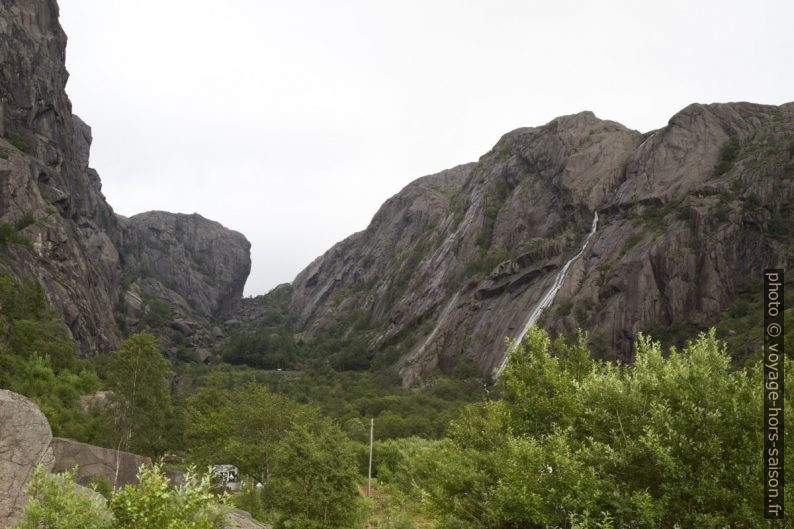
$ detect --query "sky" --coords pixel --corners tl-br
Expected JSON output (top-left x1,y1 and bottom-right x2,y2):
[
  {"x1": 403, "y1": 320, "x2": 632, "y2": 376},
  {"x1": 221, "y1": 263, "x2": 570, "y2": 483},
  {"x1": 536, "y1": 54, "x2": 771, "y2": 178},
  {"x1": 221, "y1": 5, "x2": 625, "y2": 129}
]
[{"x1": 58, "y1": 0, "x2": 794, "y2": 296}]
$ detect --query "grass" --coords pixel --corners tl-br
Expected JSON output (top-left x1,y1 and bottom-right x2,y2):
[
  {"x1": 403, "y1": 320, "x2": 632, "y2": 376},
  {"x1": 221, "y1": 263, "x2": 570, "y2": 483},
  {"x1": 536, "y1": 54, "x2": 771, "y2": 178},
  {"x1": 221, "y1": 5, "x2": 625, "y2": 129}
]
[
  {"x1": 621, "y1": 233, "x2": 643, "y2": 254},
  {"x1": 4, "y1": 131, "x2": 29, "y2": 153},
  {"x1": 714, "y1": 137, "x2": 740, "y2": 176}
]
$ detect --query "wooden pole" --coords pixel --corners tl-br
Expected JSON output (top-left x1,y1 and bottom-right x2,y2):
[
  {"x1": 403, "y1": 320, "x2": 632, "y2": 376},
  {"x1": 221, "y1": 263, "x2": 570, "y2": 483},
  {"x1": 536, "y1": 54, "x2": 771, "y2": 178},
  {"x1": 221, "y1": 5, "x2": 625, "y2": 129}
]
[{"x1": 367, "y1": 417, "x2": 374, "y2": 497}]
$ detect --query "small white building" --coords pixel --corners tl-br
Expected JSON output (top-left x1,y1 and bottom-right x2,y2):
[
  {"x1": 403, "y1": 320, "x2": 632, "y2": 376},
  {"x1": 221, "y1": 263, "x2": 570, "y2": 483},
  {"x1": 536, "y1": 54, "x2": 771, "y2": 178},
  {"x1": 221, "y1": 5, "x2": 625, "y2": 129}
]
[{"x1": 212, "y1": 464, "x2": 240, "y2": 491}]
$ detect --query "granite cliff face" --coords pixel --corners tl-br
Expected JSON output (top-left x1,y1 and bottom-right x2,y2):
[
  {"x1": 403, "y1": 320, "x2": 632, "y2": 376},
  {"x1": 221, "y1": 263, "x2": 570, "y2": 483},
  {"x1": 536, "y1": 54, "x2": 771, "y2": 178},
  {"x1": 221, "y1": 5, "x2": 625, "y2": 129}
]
[
  {"x1": 0, "y1": 0, "x2": 250, "y2": 356},
  {"x1": 289, "y1": 103, "x2": 794, "y2": 384},
  {"x1": 0, "y1": 0, "x2": 123, "y2": 354},
  {"x1": 120, "y1": 211, "x2": 251, "y2": 321}
]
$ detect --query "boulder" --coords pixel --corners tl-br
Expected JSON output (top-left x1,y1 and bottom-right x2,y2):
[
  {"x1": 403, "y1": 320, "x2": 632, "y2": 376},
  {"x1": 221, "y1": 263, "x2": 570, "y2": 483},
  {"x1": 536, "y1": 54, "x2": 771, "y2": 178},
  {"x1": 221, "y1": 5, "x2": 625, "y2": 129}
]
[
  {"x1": 0, "y1": 390, "x2": 55, "y2": 527},
  {"x1": 49, "y1": 437, "x2": 152, "y2": 488}
]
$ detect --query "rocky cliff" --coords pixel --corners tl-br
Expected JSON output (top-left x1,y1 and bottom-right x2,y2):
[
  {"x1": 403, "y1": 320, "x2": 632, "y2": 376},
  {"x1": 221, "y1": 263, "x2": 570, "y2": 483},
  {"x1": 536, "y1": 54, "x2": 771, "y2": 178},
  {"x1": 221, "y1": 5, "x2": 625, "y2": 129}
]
[
  {"x1": 0, "y1": 0, "x2": 123, "y2": 354},
  {"x1": 0, "y1": 0, "x2": 250, "y2": 356},
  {"x1": 288, "y1": 103, "x2": 794, "y2": 384},
  {"x1": 119, "y1": 211, "x2": 251, "y2": 321}
]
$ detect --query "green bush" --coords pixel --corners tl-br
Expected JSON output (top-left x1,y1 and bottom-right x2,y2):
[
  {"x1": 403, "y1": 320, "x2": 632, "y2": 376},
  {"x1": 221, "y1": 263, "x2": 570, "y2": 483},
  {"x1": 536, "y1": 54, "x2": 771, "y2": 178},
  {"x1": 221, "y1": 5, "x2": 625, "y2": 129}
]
[
  {"x1": 266, "y1": 415, "x2": 366, "y2": 529},
  {"x1": 406, "y1": 327, "x2": 790, "y2": 528},
  {"x1": 110, "y1": 465, "x2": 228, "y2": 529},
  {"x1": 0, "y1": 272, "x2": 108, "y2": 441},
  {"x1": 140, "y1": 295, "x2": 172, "y2": 329},
  {"x1": 714, "y1": 136, "x2": 740, "y2": 176},
  {"x1": 14, "y1": 464, "x2": 228, "y2": 529},
  {"x1": 0, "y1": 222, "x2": 32, "y2": 249},
  {"x1": 11, "y1": 465, "x2": 114, "y2": 529}
]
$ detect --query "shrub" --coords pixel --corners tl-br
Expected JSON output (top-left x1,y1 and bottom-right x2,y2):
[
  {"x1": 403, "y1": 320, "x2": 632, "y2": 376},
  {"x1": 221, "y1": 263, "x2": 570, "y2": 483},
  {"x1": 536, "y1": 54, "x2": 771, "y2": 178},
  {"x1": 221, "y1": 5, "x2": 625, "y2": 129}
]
[
  {"x1": 408, "y1": 328, "x2": 787, "y2": 528},
  {"x1": 11, "y1": 465, "x2": 114, "y2": 529},
  {"x1": 110, "y1": 465, "x2": 228, "y2": 529},
  {"x1": 714, "y1": 137, "x2": 740, "y2": 176}
]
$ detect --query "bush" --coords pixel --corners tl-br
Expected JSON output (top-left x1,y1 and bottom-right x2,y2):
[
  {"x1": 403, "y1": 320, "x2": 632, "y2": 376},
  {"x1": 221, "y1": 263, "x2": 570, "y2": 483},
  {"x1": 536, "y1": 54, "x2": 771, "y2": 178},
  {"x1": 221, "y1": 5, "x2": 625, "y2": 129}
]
[
  {"x1": 140, "y1": 295, "x2": 172, "y2": 329},
  {"x1": 11, "y1": 465, "x2": 114, "y2": 529},
  {"x1": 266, "y1": 415, "x2": 366, "y2": 529},
  {"x1": 408, "y1": 327, "x2": 790, "y2": 528},
  {"x1": 110, "y1": 465, "x2": 228, "y2": 529},
  {"x1": 0, "y1": 272, "x2": 107, "y2": 441},
  {"x1": 13, "y1": 464, "x2": 229, "y2": 529},
  {"x1": 714, "y1": 136, "x2": 740, "y2": 176}
]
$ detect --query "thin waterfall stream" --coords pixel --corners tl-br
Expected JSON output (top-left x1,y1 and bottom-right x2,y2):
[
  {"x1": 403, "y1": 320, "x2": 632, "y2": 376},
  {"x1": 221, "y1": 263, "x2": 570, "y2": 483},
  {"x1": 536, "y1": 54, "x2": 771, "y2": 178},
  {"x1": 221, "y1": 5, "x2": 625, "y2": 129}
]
[{"x1": 494, "y1": 212, "x2": 599, "y2": 378}]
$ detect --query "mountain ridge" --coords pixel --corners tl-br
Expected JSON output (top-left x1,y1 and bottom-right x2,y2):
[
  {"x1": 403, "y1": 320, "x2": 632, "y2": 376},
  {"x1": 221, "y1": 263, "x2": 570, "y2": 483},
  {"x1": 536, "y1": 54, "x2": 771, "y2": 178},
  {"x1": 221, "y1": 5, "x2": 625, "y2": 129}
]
[{"x1": 282, "y1": 101, "x2": 793, "y2": 384}]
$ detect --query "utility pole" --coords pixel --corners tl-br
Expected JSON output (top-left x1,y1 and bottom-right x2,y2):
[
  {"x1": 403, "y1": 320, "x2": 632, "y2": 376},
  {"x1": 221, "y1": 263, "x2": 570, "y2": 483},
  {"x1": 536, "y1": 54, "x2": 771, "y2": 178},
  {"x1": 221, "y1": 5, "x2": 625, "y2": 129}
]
[{"x1": 367, "y1": 417, "x2": 374, "y2": 497}]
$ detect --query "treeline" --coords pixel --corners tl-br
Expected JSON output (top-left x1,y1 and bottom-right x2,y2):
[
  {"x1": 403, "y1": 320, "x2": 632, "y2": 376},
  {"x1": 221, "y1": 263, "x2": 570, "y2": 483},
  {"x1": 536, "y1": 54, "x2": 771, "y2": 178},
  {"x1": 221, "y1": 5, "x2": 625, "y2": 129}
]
[{"x1": 181, "y1": 364, "x2": 485, "y2": 441}]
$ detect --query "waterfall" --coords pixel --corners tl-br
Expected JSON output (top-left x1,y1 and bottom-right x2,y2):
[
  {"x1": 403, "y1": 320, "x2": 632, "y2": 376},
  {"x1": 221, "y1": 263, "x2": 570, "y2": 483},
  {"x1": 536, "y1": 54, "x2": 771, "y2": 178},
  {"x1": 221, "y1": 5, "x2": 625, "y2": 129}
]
[{"x1": 494, "y1": 212, "x2": 599, "y2": 378}]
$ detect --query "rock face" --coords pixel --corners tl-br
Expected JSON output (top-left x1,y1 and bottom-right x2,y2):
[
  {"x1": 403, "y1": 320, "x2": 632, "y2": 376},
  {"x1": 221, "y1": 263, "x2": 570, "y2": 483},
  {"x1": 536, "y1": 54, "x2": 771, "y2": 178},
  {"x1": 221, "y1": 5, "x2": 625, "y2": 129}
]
[
  {"x1": 0, "y1": 0, "x2": 251, "y2": 356},
  {"x1": 0, "y1": 390, "x2": 55, "y2": 527},
  {"x1": 120, "y1": 211, "x2": 251, "y2": 321},
  {"x1": 289, "y1": 104, "x2": 794, "y2": 384},
  {"x1": 49, "y1": 437, "x2": 152, "y2": 489},
  {"x1": 0, "y1": 0, "x2": 123, "y2": 355}
]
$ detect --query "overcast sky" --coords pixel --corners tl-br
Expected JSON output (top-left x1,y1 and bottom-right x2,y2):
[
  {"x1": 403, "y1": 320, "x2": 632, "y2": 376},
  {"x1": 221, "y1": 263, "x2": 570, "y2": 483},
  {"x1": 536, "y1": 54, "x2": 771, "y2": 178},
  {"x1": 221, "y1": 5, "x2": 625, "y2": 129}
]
[{"x1": 58, "y1": 0, "x2": 793, "y2": 296}]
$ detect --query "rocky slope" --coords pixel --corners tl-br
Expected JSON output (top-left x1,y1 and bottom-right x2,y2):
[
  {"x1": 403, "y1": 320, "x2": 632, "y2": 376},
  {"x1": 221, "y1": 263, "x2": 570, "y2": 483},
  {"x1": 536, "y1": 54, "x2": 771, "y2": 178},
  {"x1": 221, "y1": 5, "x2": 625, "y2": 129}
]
[
  {"x1": 0, "y1": 0, "x2": 250, "y2": 356},
  {"x1": 0, "y1": 0, "x2": 123, "y2": 354},
  {"x1": 288, "y1": 103, "x2": 794, "y2": 384}
]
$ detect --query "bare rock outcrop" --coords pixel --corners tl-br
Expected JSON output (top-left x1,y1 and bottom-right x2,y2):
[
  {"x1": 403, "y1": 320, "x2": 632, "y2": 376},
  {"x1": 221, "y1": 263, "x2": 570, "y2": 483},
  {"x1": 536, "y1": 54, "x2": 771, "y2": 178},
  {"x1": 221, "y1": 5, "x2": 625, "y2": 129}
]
[
  {"x1": 0, "y1": 390, "x2": 54, "y2": 527},
  {"x1": 288, "y1": 103, "x2": 794, "y2": 384},
  {"x1": 49, "y1": 437, "x2": 152, "y2": 489}
]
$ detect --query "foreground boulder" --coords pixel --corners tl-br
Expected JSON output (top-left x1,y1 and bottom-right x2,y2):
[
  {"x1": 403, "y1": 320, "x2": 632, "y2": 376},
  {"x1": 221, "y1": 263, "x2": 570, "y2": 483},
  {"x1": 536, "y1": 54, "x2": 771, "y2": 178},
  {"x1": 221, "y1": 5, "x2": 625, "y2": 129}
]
[{"x1": 0, "y1": 390, "x2": 54, "y2": 527}]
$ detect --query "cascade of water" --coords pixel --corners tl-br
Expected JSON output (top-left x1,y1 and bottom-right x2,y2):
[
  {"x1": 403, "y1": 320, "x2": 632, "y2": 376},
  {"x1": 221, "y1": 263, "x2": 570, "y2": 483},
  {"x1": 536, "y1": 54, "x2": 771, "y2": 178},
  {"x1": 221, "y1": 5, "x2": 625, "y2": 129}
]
[{"x1": 494, "y1": 212, "x2": 599, "y2": 378}]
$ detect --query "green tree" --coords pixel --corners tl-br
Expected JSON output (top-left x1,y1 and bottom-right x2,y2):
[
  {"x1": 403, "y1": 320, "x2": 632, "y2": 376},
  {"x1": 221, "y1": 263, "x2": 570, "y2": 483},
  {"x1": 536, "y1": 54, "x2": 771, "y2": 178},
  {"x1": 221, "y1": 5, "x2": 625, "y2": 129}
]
[
  {"x1": 266, "y1": 413, "x2": 365, "y2": 529},
  {"x1": 500, "y1": 327, "x2": 589, "y2": 437},
  {"x1": 107, "y1": 333, "x2": 172, "y2": 456},
  {"x1": 185, "y1": 379, "x2": 297, "y2": 482}
]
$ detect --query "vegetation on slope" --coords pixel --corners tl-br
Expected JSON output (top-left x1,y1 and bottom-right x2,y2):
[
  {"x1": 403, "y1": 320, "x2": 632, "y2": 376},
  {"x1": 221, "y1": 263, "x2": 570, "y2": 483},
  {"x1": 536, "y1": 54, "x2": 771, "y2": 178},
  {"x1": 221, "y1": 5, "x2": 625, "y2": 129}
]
[{"x1": 4, "y1": 264, "x2": 792, "y2": 528}]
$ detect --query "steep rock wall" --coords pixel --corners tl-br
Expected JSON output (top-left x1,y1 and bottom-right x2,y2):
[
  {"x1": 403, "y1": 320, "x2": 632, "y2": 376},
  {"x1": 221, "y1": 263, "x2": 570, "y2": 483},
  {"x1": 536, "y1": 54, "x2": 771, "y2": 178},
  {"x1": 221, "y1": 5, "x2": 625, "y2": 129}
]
[{"x1": 288, "y1": 103, "x2": 794, "y2": 384}]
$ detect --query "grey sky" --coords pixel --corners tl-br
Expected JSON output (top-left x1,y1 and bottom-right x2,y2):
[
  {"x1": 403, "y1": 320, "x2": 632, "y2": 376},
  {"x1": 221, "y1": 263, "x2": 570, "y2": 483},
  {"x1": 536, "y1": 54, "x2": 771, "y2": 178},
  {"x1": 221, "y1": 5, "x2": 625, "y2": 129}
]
[{"x1": 58, "y1": 0, "x2": 794, "y2": 296}]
